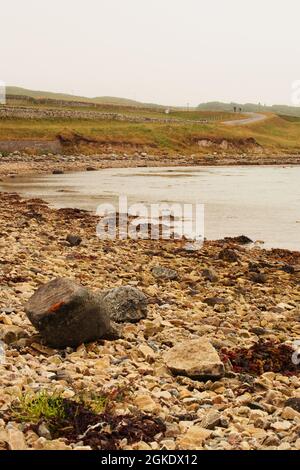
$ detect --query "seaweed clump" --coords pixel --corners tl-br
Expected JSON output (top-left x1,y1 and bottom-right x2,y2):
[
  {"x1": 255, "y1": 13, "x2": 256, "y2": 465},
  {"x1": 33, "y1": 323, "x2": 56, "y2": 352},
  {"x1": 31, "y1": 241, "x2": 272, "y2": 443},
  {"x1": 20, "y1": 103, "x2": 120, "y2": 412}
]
[
  {"x1": 9, "y1": 391, "x2": 166, "y2": 450},
  {"x1": 221, "y1": 340, "x2": 300, "y2": 376}
]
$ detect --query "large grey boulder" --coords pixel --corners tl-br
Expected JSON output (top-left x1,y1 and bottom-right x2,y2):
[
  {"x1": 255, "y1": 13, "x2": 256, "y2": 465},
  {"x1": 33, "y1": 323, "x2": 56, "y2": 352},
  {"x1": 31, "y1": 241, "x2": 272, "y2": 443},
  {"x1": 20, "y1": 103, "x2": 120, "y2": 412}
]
[
  {"x1": 100, "y1": 285, "x2": 148, "y2": 323},
  {"x1": 25, "y1": 278, "x2": 112, "y2": 348}
]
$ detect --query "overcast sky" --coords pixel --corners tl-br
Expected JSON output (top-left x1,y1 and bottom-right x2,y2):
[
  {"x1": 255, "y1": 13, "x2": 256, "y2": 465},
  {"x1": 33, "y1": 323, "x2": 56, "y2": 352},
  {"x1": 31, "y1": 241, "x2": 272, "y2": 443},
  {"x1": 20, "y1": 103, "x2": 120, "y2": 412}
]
[{"x1": 0, "y1": 0, "x2": 299, "y2": 106}]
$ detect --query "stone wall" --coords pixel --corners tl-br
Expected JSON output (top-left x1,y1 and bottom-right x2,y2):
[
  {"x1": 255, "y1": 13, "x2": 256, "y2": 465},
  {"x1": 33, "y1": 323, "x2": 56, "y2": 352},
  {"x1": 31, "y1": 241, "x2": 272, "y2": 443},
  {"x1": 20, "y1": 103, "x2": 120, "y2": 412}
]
[{"x1": 0, "y1": 105, "x2": 208, "y2": 124}]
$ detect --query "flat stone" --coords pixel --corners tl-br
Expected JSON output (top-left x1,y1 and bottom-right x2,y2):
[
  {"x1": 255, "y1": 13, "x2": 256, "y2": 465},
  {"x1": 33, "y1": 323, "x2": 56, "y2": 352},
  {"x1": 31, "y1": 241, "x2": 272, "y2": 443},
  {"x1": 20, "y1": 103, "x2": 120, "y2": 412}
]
[
  {"x1": 271, "y1": 420, "x2": 292, "y2": 431},
  {"x1": 151, "y1": 266, "x2": 178, "y2": 280},
  {"x1": 138, "y1": 343, "x2": 156, "y2": 360},
  {"x1": 164, "y1": 339, "x2": 224, "y2": 379},
  {"x1": 177, "y1": 426, "x2": 211, "y2": 450},
  {"x1": 134, "y1": 395, "x2": 159, "y2": 413},
  {"x1": 7, "y1": 428, "x2": 27, "y2": 450},
  {"x1": 281, "y1": 406, "x2": 300, "y2": 420},
  {"x1": 201, "y1": 410, "x2": 222, "y2": 429}
]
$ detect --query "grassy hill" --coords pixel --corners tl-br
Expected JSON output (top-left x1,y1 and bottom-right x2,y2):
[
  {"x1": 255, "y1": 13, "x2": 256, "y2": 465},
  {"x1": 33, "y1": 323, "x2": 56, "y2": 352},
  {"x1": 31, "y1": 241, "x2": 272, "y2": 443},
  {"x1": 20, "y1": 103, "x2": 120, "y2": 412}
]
[
  {"x1": 198, "y1": 101, "x2": 300, "y2": 118},
  {"x1": 2, "y1": 87, "x2": 300, "y2": 155},
  {"x1": 6, "y1": 86, "x2": 160, "y2": 108},
  {"x1": 0, "y1": 113, "x2": 299, "y2": 155}
]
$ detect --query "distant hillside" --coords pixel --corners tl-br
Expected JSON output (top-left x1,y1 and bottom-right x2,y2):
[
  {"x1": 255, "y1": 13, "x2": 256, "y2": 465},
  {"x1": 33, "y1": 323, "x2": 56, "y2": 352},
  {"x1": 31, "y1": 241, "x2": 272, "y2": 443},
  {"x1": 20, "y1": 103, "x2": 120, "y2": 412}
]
[
  {"x1": 6, "y1": 86, "x2": 164, "y2": 108},
  {"x1": 198, "y1": 101, "x2": 300, "y2": 118}
]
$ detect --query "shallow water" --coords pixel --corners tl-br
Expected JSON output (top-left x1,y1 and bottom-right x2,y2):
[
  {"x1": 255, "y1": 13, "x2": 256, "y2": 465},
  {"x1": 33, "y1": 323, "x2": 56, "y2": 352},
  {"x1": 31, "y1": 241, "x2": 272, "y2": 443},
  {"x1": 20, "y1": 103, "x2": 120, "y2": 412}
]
[{"x1": 1, "y1": 165, "x2": 300, "y2": 251}]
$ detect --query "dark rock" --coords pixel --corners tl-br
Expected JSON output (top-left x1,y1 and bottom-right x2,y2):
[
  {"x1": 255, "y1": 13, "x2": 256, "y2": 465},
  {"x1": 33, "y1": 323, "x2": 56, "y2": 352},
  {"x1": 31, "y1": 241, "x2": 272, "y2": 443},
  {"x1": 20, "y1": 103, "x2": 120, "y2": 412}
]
[
  {"x1": 86, "y1": 167, "x2": 96, "y2": 171},
  {"x1": 100, "y1": 285, "x2": 148, "y2": 323},
  {"x1": 224, "y1": 235, "x2": 253, "y2": 245},
  {"x1": 0, "y1": 325, "x2": 28, "y2": 344},
  {"x1": 248, "y1": 402, "x2": 268, "y2": 411},
  {"x1": 25, "y1": 278, "x2": 112, "y2": 348},
  {"x1": 248, "y1": 262, "x2": 260, "y2": 272},
  {"x1": 52, "y1": 170, "x2": 64, "y2": 175},
  {"x1": 285, "y1": 398, "x2": 300, "y2": 412},
  {"x1": 204, "y1": 297, "x2": 230, "y2": 307},
  {"x1": 202, "y1": 268, "x2": 218, "y2": 283},
  {"x1": 249, "y1": 272, "x2": 267, "y2": 284},
  {"x1": 282, "y1": 265, "x2": 295, "y2": 274},
  {"x1": 151, "y1": 265, "x2": 178, "y2": 280},
  {"x1": 250, "y1": 327, "x2": 269, "y2": 336},
  {"x1": 219, "y1": 248, "x2": 239, "y2": 263},
  {"x1": 66, "y1": 234, "x2": 82, "y2": 246}
]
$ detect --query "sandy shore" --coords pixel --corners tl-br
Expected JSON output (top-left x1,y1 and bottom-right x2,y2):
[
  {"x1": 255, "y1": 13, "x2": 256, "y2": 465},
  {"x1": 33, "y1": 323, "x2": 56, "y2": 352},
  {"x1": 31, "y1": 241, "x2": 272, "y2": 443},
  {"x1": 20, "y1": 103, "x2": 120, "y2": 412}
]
[{"x1": 0, "y1": 183, "x2": 299, "y2": 450}]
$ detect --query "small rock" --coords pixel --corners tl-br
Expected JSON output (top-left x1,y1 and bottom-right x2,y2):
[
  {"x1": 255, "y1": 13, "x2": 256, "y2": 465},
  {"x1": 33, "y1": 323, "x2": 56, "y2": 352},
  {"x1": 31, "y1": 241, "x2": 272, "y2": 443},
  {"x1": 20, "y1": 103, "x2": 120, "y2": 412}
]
[
  {"x1": 201, "y1": 411, "x2": 222, "y2": 429},
  {"x1": 0, "y1": 325, "x2": 28, "y2": 345},
  {"x1": 138, "y1": 343, "x2": 156, "y2": 360},
  {"x1": 203, "y1": 297, "x2": 230, "y2": 307},
  {"x1": 7, "y1": 427, "x2": 27, "y2": 450},
  {"x1": 285, "y1": 398, "x2": 300, "y2": 412},
  {"x1": 277, "y1": 443, "x2": 291, "y2": 450},
  {"x1": 281, "y1": 406, "x2": 300, "y2": 420},
  {"x1": 263, "y1": 435, "x2": 280, "y2": 447},
  {"x1": 164, "y1": 339, "x2": 224, "y2": 379},
  {"x1": 37, "y1": 423, "x2": 52, "y2": 440},
  {"x1": 249, "y1": 272, "x2": 267, "y2": 284},
  {"x1": 1, "y1": 307, "x2": 14, "y2": 315},
  {"x1": 229, "y1": 235, "x2": 253, "y2": 245},
  {"x1": 271, "y1": 420, "x2": 292, "y2": 431},
  {"x1": 177, "y1": 426, "x2": 211, "y2": 450},
  {"x1": 94, "y1": 356, "x2": 111, "y2": 370},
  {"x1": 134, "y1": 395, "x2": 159, "y2": 413},
  {"x1": 52, "y1": 170, "x2": 64, "y2": 175},
  {"x1": 219, "y1": 248, "x2": 239, "y2": 263},
  {"x1": 66, "y1": 234, "x2": 82, "y2": 246},
  {"x1": 152, "y1": 390, "x2": 172, "y2": 400},
  {"x1": 151, "y1": 266, "x2": 178, "y2": 281},
  {"x1": 295, "y1": 438, "x2": 300, "y2": 450},
  {"x1": 160, "y1": 439, "x2": 176, "y2": 450},
  {"x1": 73, "y1": 446, "x2": 92, "y2": 450},
  {"x1": 202, "y1": 268, "x2": 218, "y2": 283}
]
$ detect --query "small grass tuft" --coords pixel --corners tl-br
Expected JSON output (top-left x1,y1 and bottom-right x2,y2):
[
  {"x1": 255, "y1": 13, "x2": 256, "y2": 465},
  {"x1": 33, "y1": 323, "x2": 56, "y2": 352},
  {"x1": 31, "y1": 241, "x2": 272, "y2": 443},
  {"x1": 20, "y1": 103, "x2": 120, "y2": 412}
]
[
  {"x1": 8, "y1": 388, "x2": 165, "y2": 450},
  {"x1": 11, "y1": 391, "x2": 66, "y2": 424}
]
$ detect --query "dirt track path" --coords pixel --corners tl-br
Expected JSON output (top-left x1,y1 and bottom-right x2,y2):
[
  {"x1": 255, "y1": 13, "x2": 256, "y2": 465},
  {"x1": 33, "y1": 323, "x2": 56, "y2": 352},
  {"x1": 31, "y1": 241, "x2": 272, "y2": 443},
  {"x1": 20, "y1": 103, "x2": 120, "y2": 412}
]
[{"x1": 223, "y1": 112, "x2": 268, "y2": 126}]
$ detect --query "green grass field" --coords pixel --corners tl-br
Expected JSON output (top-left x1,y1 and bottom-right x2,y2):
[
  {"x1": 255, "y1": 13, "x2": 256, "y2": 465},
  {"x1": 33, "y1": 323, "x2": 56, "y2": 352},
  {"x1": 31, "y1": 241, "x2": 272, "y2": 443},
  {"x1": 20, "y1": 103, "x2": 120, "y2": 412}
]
[
  {"x1": 1, "y1": 114, "x2": 300, "y2": 153},
  {"x1": 1, "y1": 88, "x2": 300, "y2": 154}
]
